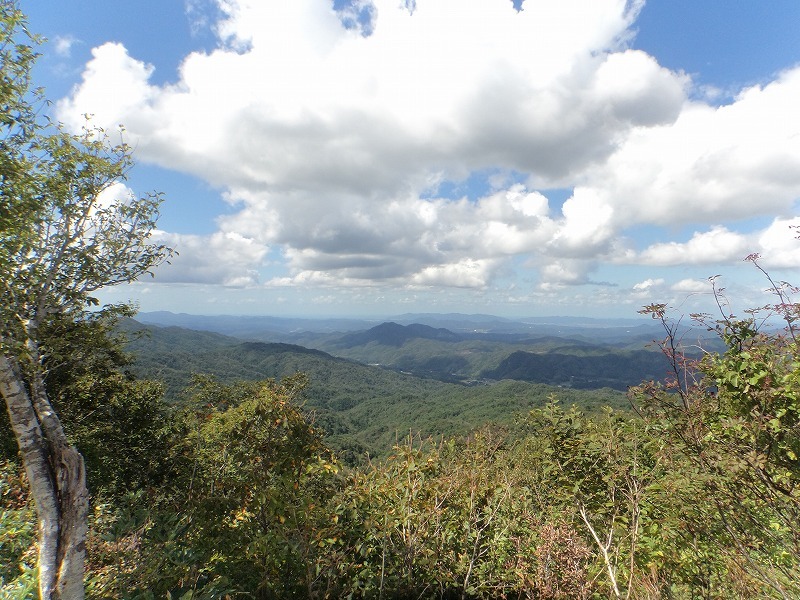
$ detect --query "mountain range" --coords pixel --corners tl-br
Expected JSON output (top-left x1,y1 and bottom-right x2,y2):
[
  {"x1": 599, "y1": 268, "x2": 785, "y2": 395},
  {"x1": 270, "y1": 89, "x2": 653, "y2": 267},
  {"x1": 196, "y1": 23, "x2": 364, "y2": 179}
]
[
  {"x1": 132, "y1": 312, "x2": 674, "y2": 388},
  {"x1": 123, "y1": 313, "x2": 682, "y2": 460}
]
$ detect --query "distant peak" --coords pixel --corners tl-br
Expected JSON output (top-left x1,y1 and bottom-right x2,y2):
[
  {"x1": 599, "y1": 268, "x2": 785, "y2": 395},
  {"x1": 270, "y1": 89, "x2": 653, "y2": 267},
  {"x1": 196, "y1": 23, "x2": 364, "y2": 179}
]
[{"x1": 335, "y1": 321, "x2": 462, "y2": 348}]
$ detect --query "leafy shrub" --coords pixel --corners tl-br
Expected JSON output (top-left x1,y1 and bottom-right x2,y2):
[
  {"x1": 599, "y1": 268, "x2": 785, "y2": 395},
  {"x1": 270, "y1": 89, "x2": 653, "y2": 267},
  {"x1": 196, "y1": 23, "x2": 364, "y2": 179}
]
[{"x1": 0, "y1": 460, "x2": 37, "y2": 599}]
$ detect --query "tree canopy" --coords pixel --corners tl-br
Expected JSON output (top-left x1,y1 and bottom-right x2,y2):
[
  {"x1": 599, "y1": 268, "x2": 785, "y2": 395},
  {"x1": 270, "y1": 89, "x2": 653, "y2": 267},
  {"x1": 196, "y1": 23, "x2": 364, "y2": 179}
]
[{"x1": 0, "y1": 2, "x2": 171, "y2": 597}]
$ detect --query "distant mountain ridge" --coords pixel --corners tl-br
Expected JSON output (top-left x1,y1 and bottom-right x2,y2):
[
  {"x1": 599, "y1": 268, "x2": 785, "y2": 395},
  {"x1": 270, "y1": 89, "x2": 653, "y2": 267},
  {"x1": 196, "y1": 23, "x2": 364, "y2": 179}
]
[
  {"x1": 135, "y1": 311, "x2": 381, "y2": 338},
  {"x1": 131, "y1": 311, "x2": 673, "y2": 388},
  {"x1": 334, "y1": 322, "x2": 463, "y2": 348},
  {"x1": 137, "y1": 311, "x2": 656, "y2": 338}
]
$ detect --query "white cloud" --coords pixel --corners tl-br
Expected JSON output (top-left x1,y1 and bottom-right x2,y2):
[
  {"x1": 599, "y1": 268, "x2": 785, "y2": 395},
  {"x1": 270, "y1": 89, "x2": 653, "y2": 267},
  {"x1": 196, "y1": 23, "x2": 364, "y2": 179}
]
[
  {"x1": 757, "y1": 217, "x2": 800, "y2": 268},
  {"x1": 549, "y1": 188, "x2": 616, "y2": 256},
  {"x1": 54, "y1": 0, "x2": 800, "y2": 296},
  {"x1": 671, "y1": 278, "x2": 710, "y2": 294},
  {"x1": 632, "y1": 220, "x2": 800, "y2": 269},
  {"x1": 54, "y1": 35, "x2": 78, "y2": 57},
  {"x1": 410, "y1": 258, "x2": 497, "y2": 288},
  {"x1": 216, "y1": 183, "x2": 557, "y2": 288},
  {"x1": 637, "y1": 226, "x2": 749, "y2": 266},
  {"x1": 58, "y1": 43, "x2": 157, "y2": 131},
  {"x1": 538, "y1": 259, "x2": 595, "y2": 288},
  {"x1": 633, "y1": 278, "x2": 664, "y2": 291},
  {"x1": 152, "y1": 230, "x2": 268, "y2": 286},
  {"x1": 580, "y1": 68, "x2": 800, "y2": 229}
]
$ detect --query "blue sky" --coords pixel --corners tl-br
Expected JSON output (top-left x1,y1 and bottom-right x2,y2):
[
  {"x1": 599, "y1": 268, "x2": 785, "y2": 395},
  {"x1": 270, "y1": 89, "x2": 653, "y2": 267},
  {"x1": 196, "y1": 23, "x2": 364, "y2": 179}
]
[{"x1": 22, "y1": 0, "x2": 800, "y2": 318}]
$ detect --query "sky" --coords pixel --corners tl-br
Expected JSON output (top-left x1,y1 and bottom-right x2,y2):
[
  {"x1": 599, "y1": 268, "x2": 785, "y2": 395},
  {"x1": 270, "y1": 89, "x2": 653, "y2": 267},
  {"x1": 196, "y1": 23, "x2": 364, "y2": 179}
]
[{"x1": 21, "y1": 0, "x2": 800, "y2": 319}]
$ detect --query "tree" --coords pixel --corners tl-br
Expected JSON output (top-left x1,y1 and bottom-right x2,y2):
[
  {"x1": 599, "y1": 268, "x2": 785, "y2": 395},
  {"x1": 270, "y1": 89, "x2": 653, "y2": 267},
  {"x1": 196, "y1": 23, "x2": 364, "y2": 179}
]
[
  {"x1": 633, "y1": 263, "x2": 800, "y2": 598},
  {"x1": 157, "y1": 375, "x2": 339, "y2": 598},
  {"x1": 0, "y1": 3, "x2": 172, "y2": 598},
  {"x1": 32, "y1": 308, "x2": 171, "y2": 495}
]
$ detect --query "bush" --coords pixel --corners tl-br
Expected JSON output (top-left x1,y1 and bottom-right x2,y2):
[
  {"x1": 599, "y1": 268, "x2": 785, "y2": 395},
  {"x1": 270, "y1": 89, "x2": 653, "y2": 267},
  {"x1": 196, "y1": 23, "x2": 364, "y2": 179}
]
[{"x1": 0, "y1": 460, "x2": 37, "y2": 599}]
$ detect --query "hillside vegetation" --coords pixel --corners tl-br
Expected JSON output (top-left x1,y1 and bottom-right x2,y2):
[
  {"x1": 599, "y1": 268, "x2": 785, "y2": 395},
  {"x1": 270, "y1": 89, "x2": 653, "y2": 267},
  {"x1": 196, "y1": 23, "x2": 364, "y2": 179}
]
[
  {"x1": 4, "y1": 296, "x2": 799, "y2": 599},
  {"x1": 5, "y1": 298, "x2": 798, "y2": 599},
  {"x1": 124, "y1": 321, "x2": 627, "y2": 459},
  {"x1": 135, "y1": 312, "x2": 672, "y2": 389}
]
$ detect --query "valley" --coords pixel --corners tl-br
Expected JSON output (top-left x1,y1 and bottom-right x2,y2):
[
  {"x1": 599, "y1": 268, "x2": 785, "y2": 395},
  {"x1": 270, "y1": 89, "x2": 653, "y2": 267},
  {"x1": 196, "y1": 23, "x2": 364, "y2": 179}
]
[{"x1": 127, "y1": 312, "x2": 674, "y2": 460}]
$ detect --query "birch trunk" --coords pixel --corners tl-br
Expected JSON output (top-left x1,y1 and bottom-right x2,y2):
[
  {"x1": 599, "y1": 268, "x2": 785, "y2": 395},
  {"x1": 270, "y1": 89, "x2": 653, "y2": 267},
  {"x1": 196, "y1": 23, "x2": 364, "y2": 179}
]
[
  {"x1": 0, "y1": 351, "x2": 88, "y2": 600},
  {"x1": 32, "y1": 367, "x2": 89, "y2": 600}
]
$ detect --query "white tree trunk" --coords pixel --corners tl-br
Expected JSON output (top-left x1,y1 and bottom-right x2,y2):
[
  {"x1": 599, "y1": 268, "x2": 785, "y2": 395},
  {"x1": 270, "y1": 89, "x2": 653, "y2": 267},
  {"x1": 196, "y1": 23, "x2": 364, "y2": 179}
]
[{"x1": 0, "y1": 352, "x2": 87, "y2": 600}]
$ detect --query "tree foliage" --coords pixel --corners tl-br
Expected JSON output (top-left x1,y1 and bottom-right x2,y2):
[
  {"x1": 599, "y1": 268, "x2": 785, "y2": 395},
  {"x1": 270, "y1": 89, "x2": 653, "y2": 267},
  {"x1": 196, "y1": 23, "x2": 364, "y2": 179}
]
[
  {"x1": 4, "y1": 293, "x2": 799, "y2": 598},
  {"x1": 83, "y1": 375, "x2": 341, "y2": 599},
  {"x1": 0, "y1": 2, "x2": 171, "y2": 598},
  {"x1": 633, "y1": 265, "x2": 800, "y2": 598}
]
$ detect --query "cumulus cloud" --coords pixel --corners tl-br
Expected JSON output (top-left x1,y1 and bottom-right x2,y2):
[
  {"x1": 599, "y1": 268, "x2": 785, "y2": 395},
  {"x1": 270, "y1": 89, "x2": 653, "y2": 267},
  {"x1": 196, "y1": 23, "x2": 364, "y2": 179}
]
[
  {"x1": 58, "y1": 43, "x2": 157, "y2": 130},
  {"x1": 633, "y1": 278, "x2": 664, "y2": 291},
  {"x1": 671, "y1": 278, "x2": 711, "y2": 294},
  {"x1": 579, "y1": 69, "x2": 800, "y2": 230},
  {"x1": 152, "y1": 230, "x2": 268, "y2": 286},
  {"x1": 757, "y1": 217, "x2": 800, "y2": 268},
  {"x1": 637, "y1": 226, "x2": 749, "y2": 266},
  {"x1": 410, "y1": 258, "x2": 498, "y2": 288},
  {"x1": 631, "y1": 219, "x2": 800, "y2": 269},
  {"x1": 55, "y1": 0, "x2": 800, "y2": 295},
  {"x1": 537, "y1": 258, "x2": 597, "y2": 289},
  {"x1": 246, "y1": 185, "x2": 556, "y2": 288}
]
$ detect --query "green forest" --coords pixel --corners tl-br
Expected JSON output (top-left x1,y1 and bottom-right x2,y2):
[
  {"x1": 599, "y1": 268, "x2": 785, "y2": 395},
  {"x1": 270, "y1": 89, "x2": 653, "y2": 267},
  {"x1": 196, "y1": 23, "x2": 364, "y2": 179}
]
[
  {"x1": 4, "y1": 302, "x2": 800, "y2": 598},
  {"x1": 2, "y1": 2, "x2": 800, "y2": 599},
  {"x1": 121, "y1": 320, "x2": 630, "y2": 461}
]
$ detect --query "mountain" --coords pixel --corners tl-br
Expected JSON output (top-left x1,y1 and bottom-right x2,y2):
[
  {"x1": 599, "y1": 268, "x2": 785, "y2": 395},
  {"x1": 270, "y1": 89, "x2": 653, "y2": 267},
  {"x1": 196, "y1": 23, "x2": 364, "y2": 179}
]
[
  {"x1": 124, "y1": 320, "x2": 627, "y2": 461},
  {"x1": 333, "y1": 322, "x2": 463, "y2": 348},
  {"x1": 293, "y1": 323, "x2": 668, "y2": 388},
  {"x1": 136, "y1": 311, "x2": 663, "y2": 341},
  {"x1": 482, "y1": 349, "x2": 669, "y2": 391},
  {"x1": 135, "y1": 311, "x2": 381, "y2": 338},
  {"x1": 130, "y1": 312, "x2": 675, "y2": 389}
]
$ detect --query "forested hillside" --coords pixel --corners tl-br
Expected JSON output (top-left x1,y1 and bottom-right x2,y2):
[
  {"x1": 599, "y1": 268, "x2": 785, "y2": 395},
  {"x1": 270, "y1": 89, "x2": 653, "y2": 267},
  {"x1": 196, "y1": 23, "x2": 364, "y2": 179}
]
[
  {"x1": 483, "y1": 348, "x2": 668, "y2": 389},
  {"x1": 124, "y1": 320, "x2": 626, "y2": 459},
  {"x1": 133, "y1": 314, "x2": 675, "y2": 388},
  {"x1": 6, "y1": 302, "x2": 799, "y2": 599}
]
